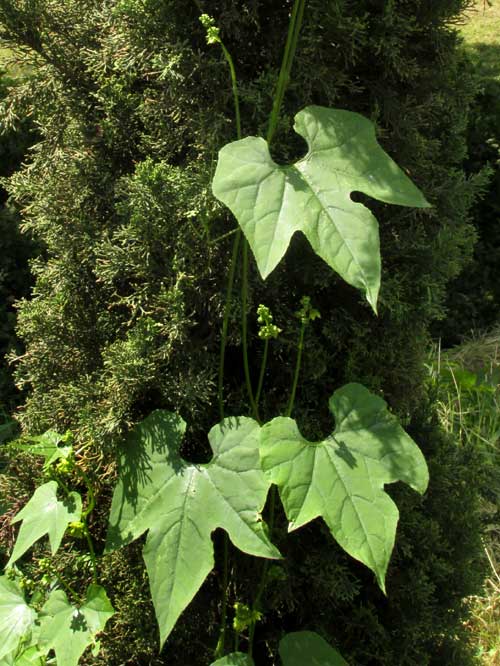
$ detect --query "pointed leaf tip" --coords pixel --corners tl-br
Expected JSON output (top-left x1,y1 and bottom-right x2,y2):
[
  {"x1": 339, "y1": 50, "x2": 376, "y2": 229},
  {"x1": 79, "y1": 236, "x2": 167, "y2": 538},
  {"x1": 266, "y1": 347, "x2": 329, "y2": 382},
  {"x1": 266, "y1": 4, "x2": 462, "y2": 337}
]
[{"x1": 279, "y1": 631, "x2": 349, "y2": 665}]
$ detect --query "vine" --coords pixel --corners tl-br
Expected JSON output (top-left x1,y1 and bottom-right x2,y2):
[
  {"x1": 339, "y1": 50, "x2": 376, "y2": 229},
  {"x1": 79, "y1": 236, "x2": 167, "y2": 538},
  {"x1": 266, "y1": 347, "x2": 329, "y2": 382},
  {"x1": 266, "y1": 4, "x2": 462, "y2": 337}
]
[{"x1": 0, "y1": 2, "x2": 432, "y2": 664}]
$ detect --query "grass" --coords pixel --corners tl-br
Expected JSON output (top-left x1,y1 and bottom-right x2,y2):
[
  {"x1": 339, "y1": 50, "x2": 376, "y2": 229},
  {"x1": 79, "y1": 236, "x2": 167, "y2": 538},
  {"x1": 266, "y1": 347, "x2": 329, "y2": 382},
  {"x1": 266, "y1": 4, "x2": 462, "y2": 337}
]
[
  {"x1": 459, "y1": 0, "x2": 500, "y2": 80},
  {"x1": 451, "y1": 6, "x2": 500, "y2": 659},
  {"x1": 430, "y1": 328, "x2": 500, "y2": 666}
]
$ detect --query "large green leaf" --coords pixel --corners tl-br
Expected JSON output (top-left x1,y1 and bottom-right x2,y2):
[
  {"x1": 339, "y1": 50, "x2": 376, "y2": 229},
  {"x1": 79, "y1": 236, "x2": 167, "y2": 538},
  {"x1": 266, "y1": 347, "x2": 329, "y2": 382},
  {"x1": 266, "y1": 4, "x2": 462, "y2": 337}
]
[
  {"x1": 38, "y1": 585, "x2": 114, "y2": 666},
  {"x1": 260, "y1": 383, "x2": 429, "y2": 591},
  {"x1": 279, "y1": 631, "x2": 348, "y2": 666},
  {"x1": 0, "y1": 577, "x2": 37, "y2": 661},
  {"x1": 106, "y1": 412, "x2": 280, "y2": 646},
  {"x1": 7, "y1": 481, "x2": 82, "y2": 567},
  {"x1": 212, "y1": 105, "x2": 430, "y2": 311},
  {"x1": 210, "y1": 654, "x2": 255, "y2": 666}
]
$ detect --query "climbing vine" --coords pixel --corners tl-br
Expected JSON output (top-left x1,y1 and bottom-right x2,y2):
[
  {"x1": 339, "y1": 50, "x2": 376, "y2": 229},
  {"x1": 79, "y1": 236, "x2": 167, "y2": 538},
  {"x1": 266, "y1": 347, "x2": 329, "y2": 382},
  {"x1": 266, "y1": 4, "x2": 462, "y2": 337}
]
[{"x1": 0, "y1": 2, "x2": 431, "y2": 664}]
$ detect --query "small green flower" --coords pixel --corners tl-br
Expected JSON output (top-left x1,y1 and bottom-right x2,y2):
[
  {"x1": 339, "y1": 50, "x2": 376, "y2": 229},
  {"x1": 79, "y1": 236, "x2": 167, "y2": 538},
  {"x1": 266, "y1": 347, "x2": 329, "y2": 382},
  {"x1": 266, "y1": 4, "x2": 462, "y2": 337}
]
[
  {"x1": 233, "y1": 602, "x2": 262, "y2": 633},
  {"x1": 199, "y1": 14, "x2": 221, "y2": 45},
  {"x1": 257, "y1": 304, "x2": 281, "y2": 340},
  {"x1": 296, "y1": 296, "x2": 321, "y2": 325},
  {"x1": 55, "y1": 458, "x2": 73, "y2": 475},
  {"x1": 67, "y1": 520, "x2": 85, "y2": 538}
]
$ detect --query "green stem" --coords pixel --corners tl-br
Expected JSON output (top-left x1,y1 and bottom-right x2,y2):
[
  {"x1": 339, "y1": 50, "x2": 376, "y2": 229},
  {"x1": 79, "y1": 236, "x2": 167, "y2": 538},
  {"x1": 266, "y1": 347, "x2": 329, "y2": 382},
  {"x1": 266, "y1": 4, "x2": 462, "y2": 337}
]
[
  {"x1": 252, "y1": 317, "x2": 309, "y2": 643},
  {"x1": 215, "y1": 536, "x2": 230, "y2": 658},
  {"x1": 74, "y1": 465, "x2": 98, "y2": 582},
  {"x1": 287, "y1": 321, "x2": 306, "y2": 417},
  {"x1": 54, "y1": 570, "x2": 79, "y2": 600},
  {"x1": 216, "y1": 26, "x2": 243, "y2": 422},
  {"x1": 266, "y1": 0, "x2": 299, "y2": 143},
  {"x1": 255, "y1": 338, "x2": 269, "y2": 407},
  {"x1": 76, "y1": 466, "x2": 95, "y2": 519},
  {"x1": 209, "y1": 226, "x2": 238, "y2": 246},
  {"x1": 220, "y1": 42, "x2": 242, "y2": 139},
  {"x1": 84, "y1": 526, "x2": 98, "y2": 584},
  {"x1": 247, "y1": 0, "x2": 307, "y2": 657},
  {"x1": 215, "y1": 33, "x2": 243, "y2": 658},
  {"x1": 284, "y1": 0, "x2": 306, "y2": 98},
  {"x1": 247, "y1": 486, "x2": 276, "y2": 656},
  {"x1": 266, "y1": 0, "x2": 306, "y2": 144},
  {"x1": 218, "y1": 230, "x2": 242, "y2": 421},
  {"x1": 241, "y1": 240, "x2": 260, "y2": 421}
]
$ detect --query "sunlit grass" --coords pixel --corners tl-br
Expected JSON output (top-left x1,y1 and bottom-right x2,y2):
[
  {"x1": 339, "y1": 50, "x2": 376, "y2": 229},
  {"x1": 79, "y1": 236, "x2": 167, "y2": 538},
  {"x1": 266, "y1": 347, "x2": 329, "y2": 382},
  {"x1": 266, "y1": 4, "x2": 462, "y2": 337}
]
[
  {"x1": 429, "y1": 327, "x2": 500, "y2": 666},
  {"x1": 460, "y1": 0, "x2": 500, "y2": 80}
]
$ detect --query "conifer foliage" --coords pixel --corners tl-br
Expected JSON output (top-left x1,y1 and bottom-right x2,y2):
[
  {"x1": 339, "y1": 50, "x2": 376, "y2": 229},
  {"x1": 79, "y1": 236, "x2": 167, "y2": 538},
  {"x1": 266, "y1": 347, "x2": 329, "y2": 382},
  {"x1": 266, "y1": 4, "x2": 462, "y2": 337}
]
[{"x1": 0, "y1": 1, "x2": 487, "y2": 665}]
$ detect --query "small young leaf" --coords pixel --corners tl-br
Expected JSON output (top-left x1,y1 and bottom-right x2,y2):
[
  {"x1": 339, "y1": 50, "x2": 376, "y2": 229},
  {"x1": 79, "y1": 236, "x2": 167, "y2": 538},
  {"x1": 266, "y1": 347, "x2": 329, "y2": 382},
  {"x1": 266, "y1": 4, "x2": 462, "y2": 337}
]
[
  {"x1": 7, "y1": 482, "x2": 82, "y2": 567},
  {"x1": 106, "y1": 412, "x2": 280, "y2": 647},
  {"x1": 279, "y1": 631, "x2": 348, "y2": 665},
  {"x1": 210, "y1": 654, "x2": 255, "y2": 666},
  {"x1": 260, "y1": 383, "x2": 429, "y2": 591},
  {"x1": 38, "y1": 584, "x2": 114, "y2": 666},
  {"x1": 213, "y1": 106, "x2": 430, "y2": 311},
  {"x1": 10, "y1": 431, "x2": 72, "y2": 469},
  {"x1": 1, "y1": 645, "x2": 44, "y2": 666},
  {"x1": 0, "y1": 577, "x2": 37, "y2": 661}
]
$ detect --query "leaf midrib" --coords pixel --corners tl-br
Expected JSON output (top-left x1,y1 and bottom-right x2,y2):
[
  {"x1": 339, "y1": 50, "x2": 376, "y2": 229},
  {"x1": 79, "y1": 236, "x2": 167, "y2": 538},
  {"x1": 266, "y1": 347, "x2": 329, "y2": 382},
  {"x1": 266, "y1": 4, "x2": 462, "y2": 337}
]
[{"x1": 290, "y1": 162, "x2": 370, "y2": 285}]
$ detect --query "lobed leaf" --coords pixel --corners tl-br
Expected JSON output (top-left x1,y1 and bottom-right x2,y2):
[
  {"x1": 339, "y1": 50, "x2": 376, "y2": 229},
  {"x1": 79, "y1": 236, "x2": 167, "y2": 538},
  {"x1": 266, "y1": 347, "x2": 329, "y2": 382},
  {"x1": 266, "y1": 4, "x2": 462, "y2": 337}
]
[
  {"x1": 0, "y1": 577, "x2": 37, "y2": 661},
  {"x1": 38, "y1": 585, "x2": 114, "y2": 666},
  {"x1": 260, "y1": 383, "x2": 429, "y2": 591},
  {"x1": 106, "y1": 412, "x2": 280, "y2": 647},
  {"x1": 213, "y1": 106, "x2": 430, "y2": 312},
  {"x1": 7, "y1": 481, "x2": 82, "y2": 567},
  {"x1": 10, "y1": 431, "x2": 72, "y2": 469}
]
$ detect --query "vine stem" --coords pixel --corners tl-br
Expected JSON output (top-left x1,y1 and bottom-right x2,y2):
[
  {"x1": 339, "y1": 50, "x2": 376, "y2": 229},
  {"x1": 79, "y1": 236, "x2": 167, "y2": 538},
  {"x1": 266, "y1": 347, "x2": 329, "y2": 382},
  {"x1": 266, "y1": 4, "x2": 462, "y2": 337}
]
[
  {"x1": 287, "y1": 321, "x2": 306, "y2": 417},
  {"x1": 241, "y1": 239, "x2": 260, "y2": 421},
  {"x1": 54, "y1": 569, "x2": 79, "y2": 600},
  {"x1": 217, "y1": 230, "x2": 241, "y2": 421},
  {"x1": 84, "y1": 527, "x2": 98, "y2": 584},
  {"x1": 220, "y1": 42, "x2": 242, "y2": 139},
  {"x1": 247, "y1": 0, "x2": 307, "y2": 656},
  {"x1": 214, "y1": 30, "x2": 244, "y2": 659},
  {"x1": 255, "y1": 338, "x2": 269, "y2": 407},
  {"x1": 241, "y1": 0, "x2": 307, "y2": 421},
  {"x1": 266, "y1": 0, "x2": 306, "y2": 144},
  {"x1": 248, "y1": 320, "x2": 305, "y2": 653},
  {"x1": 216, "y1": 23, "x2": 243, "y2": 422},
  {"x1": 75, "y1": 465, "x2": 98, "y2": 583},
  {"x1": 215, "y1": 535, "x2": 230, "y2": 658}
]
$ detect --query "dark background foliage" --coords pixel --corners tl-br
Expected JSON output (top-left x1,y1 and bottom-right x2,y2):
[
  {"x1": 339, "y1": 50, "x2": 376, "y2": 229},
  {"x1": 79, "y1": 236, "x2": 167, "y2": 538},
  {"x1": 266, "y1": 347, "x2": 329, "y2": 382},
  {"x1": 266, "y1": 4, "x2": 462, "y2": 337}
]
[
  {"x1": 0, "y1": 69, "x2": 34, "y2": 417},
  {"x1": 0, "y1": 1, "x2": 490, "y2": 664},
  {"x1": 435, "y1": 40, "x2": 500, "y2": 343}
]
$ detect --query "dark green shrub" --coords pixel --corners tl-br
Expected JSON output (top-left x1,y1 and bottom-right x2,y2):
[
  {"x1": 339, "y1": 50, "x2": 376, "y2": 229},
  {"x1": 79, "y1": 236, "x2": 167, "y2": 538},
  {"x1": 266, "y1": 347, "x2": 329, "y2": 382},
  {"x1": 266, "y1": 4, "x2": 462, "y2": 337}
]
[
  {"x1": 0, "y1": 1, "x2": 488, "y2": 664},
  {"x1": 0, "y1": 69, "x2": 35, "y2": 413},
  {"x1": 436, "y1": 42, "x2": 500, "y2": 342}
]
